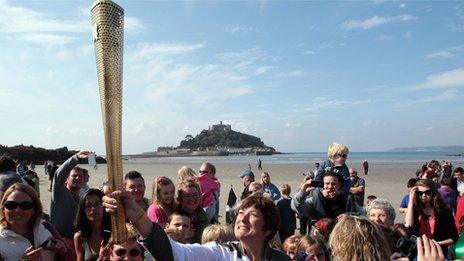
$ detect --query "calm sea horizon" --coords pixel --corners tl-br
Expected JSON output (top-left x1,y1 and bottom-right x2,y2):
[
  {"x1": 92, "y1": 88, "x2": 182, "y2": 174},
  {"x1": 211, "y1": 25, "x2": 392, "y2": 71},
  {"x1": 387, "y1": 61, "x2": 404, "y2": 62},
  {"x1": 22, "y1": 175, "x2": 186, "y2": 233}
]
[{"x1": 128, "y1": 151, "x2": 464, "y2": 167}]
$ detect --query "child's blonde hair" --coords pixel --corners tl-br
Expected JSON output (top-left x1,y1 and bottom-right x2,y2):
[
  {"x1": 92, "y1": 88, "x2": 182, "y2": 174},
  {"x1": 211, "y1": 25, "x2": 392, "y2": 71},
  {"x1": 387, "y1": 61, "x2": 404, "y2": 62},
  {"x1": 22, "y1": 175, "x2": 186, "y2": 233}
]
[
  {"x1": 178, "y1": 166, "x2": 196, "y2": 182},
  {"x1": 279, "y1": 184, "x2": 291, "y2": 196},
  {"x1": 327, "y1": 142, "x2": 349, "y2": 159},
  {"x1": 201, "y1": 224, "x2": 235, "y2": 244},
  {"x1": 282, "y1": 235, "x2": 301, "y2": 254}
]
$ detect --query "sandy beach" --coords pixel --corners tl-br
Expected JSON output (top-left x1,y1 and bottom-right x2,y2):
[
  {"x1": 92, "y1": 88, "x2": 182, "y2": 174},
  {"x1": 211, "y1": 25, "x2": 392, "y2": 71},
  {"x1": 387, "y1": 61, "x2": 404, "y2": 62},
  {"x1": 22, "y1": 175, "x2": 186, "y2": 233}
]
[{"x1": 33, "y1": 159, "x2": 437, "y2": 225}]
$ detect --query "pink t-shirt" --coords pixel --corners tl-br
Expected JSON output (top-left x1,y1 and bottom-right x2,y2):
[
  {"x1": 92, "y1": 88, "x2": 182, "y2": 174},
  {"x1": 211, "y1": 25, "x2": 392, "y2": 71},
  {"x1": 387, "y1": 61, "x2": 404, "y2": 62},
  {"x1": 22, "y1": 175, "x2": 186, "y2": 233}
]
[
  {"x1": 197, "y1": 173, "x2": 221, "y2": 208},
  {"x1": 147, "y1": 203, "x2": 169, "y2": 227}
]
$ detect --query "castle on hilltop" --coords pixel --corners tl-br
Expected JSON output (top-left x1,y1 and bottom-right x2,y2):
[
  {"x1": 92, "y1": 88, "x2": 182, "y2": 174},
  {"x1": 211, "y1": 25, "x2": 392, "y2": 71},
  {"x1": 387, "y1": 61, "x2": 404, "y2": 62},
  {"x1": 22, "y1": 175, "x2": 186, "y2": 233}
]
[
  {"x1": 152, "y1": 121, "x2": 277, "y2": 157},
  {"x1": 209, "y1": 121, "x2": 231, "y2": 132}
]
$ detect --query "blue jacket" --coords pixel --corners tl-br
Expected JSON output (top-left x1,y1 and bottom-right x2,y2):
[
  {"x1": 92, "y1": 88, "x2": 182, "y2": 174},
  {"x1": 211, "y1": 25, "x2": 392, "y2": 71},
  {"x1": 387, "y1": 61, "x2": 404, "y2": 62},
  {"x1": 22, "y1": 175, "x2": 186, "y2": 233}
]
[
  {"x1": 314, "y1": 159, "x2": 350, "y2": 192},
  {"x1": 264, "y1": 183, "x2": 281, "y2": 201}
]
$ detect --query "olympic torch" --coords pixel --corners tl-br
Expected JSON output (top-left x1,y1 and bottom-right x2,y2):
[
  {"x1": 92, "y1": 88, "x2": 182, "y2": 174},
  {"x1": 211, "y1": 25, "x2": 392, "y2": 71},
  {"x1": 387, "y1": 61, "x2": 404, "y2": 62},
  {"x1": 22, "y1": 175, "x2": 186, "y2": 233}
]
[{"x1": 91, "y1": 0, "x2": 127, "y2": 243}]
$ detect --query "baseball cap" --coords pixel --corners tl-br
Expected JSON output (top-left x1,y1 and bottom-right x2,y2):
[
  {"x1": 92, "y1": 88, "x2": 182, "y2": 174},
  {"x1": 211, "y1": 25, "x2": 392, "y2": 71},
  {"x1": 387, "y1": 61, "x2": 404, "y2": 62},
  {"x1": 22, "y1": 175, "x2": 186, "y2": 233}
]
[{"x1": 240, "y1": 170, "x2": 254, "y2": 178}]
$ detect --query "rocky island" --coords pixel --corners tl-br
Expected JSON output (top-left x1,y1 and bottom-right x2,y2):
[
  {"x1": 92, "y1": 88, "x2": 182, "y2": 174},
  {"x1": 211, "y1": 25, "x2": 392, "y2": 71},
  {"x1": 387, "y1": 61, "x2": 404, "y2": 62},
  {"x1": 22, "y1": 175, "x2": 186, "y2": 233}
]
[{"x1": 141, "y1": 122, "x2": 278, "y2": 157}]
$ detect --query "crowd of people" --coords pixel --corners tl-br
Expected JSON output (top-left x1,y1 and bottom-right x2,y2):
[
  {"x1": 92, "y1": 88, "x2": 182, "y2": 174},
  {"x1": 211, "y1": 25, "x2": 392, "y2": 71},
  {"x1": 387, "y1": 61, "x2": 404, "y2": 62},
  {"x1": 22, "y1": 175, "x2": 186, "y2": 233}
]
[{"x1": 0, "y1": 142, "x2": 462, "y2": 260}]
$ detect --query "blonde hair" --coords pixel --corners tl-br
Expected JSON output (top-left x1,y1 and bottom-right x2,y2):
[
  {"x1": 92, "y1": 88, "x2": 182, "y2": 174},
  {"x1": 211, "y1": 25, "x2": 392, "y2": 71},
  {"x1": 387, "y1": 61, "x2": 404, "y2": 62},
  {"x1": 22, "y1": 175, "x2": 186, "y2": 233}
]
[
  {"x1": 329, "y1": 216, "x2": 392, "y2": 261},
  {"x1": 178, "y1": 166, "x2": 196, "y2": 182},
  {"x1": 282, "y1": 235, "x2": 301, "y2": 253},
  {"x1": 0, "y1": 183, "x2": 43, "y2": 229},
  {"x1": 296, "y1": 234, "x2": 328, "y2": 257},
  {"x1": 279, "y1": 184, "x2": 291, "y2": 196},
  {"x1": 327, "y1": 142, "x2": 349, "y2": 159},
  {"x1": 201, "y1": 224, "x2": 235, "y2": 244},
  {"x1": 249, "y1": 181, "x2": 263, "y2": 193}
]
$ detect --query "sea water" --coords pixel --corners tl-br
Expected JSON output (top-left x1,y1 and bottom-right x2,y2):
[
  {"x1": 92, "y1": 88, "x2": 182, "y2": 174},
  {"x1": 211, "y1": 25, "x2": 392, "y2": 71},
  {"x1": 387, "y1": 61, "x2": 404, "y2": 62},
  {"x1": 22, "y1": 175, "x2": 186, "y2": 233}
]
[{"x1": 129, "y1": 151, "x2": 463, "y2": 167}]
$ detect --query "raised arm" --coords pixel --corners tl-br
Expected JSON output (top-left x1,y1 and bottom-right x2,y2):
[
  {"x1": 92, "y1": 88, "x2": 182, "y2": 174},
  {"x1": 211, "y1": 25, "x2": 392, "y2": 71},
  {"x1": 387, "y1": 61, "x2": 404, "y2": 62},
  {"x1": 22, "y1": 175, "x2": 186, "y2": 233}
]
[
  {"x1": 52, "y1": 155, "x2": 78, "y2": 195},
  {"x1": 405, "y1": 187, "x2": 417, "y2": 227},
  {"x1": 291, "y1": 180, "x2": 315, "y2": 217},
  {"x1": 102, "y1": 190, "x2": 173, "y2": 261},
  {"x1": 53, "y1": 151, "x2": 92, "y2": 195}
]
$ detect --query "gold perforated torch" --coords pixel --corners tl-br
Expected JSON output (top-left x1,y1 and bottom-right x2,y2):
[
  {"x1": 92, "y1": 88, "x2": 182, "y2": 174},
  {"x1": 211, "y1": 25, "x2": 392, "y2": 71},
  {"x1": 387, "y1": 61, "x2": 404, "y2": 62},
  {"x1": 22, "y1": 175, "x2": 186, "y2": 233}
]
[{"x1": 91, "y1": 0, "x2": 127, "y2": 243}]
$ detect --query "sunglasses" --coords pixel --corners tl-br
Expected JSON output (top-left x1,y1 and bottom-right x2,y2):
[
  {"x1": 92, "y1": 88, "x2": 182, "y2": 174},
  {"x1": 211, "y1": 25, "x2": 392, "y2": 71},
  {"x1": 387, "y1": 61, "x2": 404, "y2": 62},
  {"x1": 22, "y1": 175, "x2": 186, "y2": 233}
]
[
  {"x1": 114, "y1": 248, "x2": 142, "y2": 257},
  {"x1": 338, "y1": 154, "x2": 348, "y2": 158},
  {"x1": 199, "y1": 170, "x2": 210, "y2": 174},
  {"x1": 183, "y1": 193, "x2": 200, "y2": 199},
  {"x1": 295, "y1": 251, "x2": 313, "y2": 261},
  {"x1": 417, "y1": 190, "x2": 432, "y2": 197},
  {"x1": 3, "y1": 201, "x2": 35, "y2": 211}
]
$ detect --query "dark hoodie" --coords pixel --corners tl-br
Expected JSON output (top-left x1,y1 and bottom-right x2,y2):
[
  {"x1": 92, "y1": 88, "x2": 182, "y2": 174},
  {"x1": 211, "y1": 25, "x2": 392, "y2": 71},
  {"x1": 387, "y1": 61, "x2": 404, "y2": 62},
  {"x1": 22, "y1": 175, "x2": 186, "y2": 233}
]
[{"x1": 438, "y1": 186, "x2": 456, "y2": 209}]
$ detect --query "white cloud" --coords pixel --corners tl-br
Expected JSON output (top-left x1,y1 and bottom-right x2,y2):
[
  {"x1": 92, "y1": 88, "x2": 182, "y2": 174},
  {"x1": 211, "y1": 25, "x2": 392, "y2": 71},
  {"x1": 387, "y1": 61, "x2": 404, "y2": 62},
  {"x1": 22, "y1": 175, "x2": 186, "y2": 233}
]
[
  {"x1": 284, "y1": 122, "x2": 301, "y2": 128},
  {"x1": 295, "y1": 97, "x2": 371, "y2": 112},
  {"x1": 394, "y1": 90, "x2": 463, "y2": 108},
  {"x1": 424, "y1": 46, "x2": 464, "y2": 59},
  {"x1": 226, "y1": 87, "x2": 254, "y2": 97},
  {"x1": 125, "y1": 44, "x2": 263, "y2": 109},
  {"x1": 224, "y1": 25, "x2": 254, "y2": 34},
  {"x1": 450, "y1": 23, "x2": 464, "y2": 31},
  {"x1": 399, "y1": 3, "x2": 406, "y2": 8},
  {"x1": 216, "y1": 48, "x2": 264, "y2": 61},
  {"x1": 376, "y1": 34, "x2": 394, "y2": 40},
  {"x1": 341, "y1": 14, "x2": 417, "y2": 30},
  {"x1": 133, "y1": 42, "x2": 204, "y2": 58},
  {"x1": 403, "y1": 31, "x2": 412, "y2": 38},
  {"x1": 0, "y1": 1, "x2": 145, "y2": 46},
  {"x1": 0, "y1": 1, "x2": 87, "y2": 35},
  {"x1": 275, "y1": 70, "x2": 307, "y2": 78},
  {"x1": 303, "y1": 50, "x2": 315, "y2": 55},
  {"x1": 253, "y1": 66, "x2": 275, "y2": 75},
  {"x1": 17, "y1": 33, "x2": 77, "y2": 46},
  {"x1": 125, "y1": 16, "x2": 146, "y2": 33},
  {"x1": 410, "y1": 68, "x2": 464, "y2": 90}
]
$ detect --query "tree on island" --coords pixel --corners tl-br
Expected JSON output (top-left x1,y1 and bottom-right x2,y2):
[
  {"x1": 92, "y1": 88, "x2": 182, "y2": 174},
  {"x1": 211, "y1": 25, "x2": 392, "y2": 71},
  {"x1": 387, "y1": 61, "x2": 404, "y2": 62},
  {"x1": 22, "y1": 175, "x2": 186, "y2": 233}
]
[
  {"x1": 0, "y1": 145, "x2": 106, "y2": 164},
  {"x1": 179, "y1": 128, "x2": 275, "y2": 151}
]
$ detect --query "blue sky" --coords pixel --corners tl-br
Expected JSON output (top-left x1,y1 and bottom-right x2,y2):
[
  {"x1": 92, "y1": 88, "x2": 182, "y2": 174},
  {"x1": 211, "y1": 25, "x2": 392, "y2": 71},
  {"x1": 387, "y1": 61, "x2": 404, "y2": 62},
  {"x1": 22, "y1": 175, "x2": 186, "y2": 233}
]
[{"x1": 0, "y1": 0, "x2": 463, "y2": 154}]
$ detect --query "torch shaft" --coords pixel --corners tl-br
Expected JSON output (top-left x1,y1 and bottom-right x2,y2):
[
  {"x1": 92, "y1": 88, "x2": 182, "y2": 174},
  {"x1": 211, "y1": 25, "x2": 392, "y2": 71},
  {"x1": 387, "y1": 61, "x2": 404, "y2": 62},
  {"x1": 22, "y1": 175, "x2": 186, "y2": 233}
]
[{"x1": 91, "y1": 0, "x2": 127, "y2": 243}]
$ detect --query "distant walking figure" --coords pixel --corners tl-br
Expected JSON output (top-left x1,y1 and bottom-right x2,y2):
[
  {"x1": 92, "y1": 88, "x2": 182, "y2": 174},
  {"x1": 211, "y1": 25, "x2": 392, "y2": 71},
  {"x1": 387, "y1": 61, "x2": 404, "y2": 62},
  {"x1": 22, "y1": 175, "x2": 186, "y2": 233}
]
[
  {"x1": 258, "y1": 158, "x2": 262, "y2": 170},
  {"x1": 363, "y1": 160, "x2": 369, "y2": 175}
]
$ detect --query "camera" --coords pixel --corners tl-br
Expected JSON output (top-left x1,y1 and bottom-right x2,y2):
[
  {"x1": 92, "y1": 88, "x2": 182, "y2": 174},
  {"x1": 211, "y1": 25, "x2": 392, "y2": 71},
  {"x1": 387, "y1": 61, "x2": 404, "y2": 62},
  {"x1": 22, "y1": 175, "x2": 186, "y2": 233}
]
[
  {"x1": 309, "y1": 180, "x2": 323, "y2": 187},
  {"x1": 395, "y1": 235, "x2": 417, "y2": 260},
  {"x1": 38, "y1": 238, "x2": 57, "y2": 249}
]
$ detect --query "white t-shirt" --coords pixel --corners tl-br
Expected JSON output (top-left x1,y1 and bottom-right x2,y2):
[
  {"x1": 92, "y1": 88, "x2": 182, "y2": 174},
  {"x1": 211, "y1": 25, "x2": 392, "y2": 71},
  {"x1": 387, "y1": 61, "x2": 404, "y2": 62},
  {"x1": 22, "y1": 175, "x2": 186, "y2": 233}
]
[{"x1": 457, "y1": 179, "x2": 464, "y2": 194}]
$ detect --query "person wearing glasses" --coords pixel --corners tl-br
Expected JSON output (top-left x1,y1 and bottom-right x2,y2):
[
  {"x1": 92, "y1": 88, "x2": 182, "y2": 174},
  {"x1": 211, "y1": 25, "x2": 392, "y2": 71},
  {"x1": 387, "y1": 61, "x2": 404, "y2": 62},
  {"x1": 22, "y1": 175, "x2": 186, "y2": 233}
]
[
  {"x1": 97, "y1": 224, "x2": 145, "y2": 261},
  {"x1": 314, "y1": 142, "x2": 350, "y2": 192},
  {"x1": 197, "y1": 162, "x2": 220, "y2": 223},
  {"x1": 0, "y1": 183, "x2": 56, "y2": 260},
  {"x1": 405, "y1": 178, "x2": 458, "y2": 256},
  {"x1": 177, "y1": 179, "x2": 209, "y2": 243}
]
